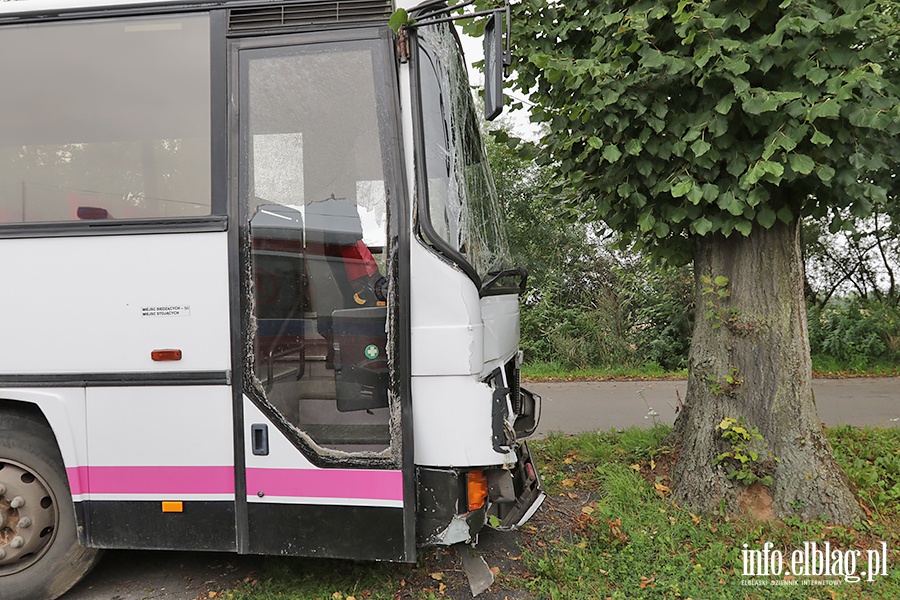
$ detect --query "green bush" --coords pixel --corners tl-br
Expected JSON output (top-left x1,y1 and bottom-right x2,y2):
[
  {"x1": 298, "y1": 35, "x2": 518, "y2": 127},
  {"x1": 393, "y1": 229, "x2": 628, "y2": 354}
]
[{"x1": 808, "y1": 298, "x2": 900, "y2": 368}]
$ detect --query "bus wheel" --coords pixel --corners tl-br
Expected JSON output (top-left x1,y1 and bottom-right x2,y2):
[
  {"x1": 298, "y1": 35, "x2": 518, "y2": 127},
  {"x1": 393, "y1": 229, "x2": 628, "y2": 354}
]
[{"x1": 0, "y1": 412, "x2": 102, "y2": 600}]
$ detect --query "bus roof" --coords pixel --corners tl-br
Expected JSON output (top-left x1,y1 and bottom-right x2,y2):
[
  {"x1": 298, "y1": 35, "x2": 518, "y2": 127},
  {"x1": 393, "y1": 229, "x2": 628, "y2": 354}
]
[
  {"x1": 0, "y1": 0, "x2": 200, "y2": 16},
  {"x1": 0, "y1": 0, "x2": 424, "y2": 17}
]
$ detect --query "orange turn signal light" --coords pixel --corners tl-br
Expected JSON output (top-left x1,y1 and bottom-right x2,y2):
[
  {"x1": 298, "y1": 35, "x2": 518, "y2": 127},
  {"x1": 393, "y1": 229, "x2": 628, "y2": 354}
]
[
  {"x1": 467, "y1": 469, "x2": 488, "y2": 512},
  {"x1": 161, "y1": 501, "x2": 183, "y2": 513},
  {"x1": 151, "y1": 349, "x2": 183, "y2": 361}
]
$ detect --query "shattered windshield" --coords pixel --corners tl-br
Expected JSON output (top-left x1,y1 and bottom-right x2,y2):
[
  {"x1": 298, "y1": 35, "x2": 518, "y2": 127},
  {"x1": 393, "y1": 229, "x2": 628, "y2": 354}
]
[{"x1": 416, "y1": 23, "x2": 512, "y2": 281}]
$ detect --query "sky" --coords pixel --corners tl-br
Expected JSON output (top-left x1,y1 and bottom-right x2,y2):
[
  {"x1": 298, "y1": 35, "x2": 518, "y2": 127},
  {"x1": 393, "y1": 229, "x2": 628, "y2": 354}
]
[{"x1": 458, "y1": 27, "x2": 541, "y2": 140}]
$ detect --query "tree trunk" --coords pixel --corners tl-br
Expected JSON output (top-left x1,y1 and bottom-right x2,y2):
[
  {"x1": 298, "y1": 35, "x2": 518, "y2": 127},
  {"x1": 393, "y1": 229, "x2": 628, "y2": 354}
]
[{"x1": 670, "y1": 220, "x2": 860, "y2": 524}]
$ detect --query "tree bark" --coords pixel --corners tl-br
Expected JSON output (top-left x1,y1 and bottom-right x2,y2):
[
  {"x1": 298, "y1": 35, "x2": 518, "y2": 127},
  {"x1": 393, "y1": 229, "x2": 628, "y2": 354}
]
[{"x1": 670, "y1": 220, "x2": 861, "y2": 524}]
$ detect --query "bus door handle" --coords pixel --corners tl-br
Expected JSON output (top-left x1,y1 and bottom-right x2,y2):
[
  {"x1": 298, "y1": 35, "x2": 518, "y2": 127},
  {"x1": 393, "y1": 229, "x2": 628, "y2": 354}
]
[{"x1": 251, "y1": 424, "x2": 269, "y2": 456}]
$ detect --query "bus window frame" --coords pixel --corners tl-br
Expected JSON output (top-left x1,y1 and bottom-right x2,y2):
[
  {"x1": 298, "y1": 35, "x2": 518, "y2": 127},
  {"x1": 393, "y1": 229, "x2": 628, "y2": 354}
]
[{"x1": 0, "y1": 10, "x2": 225, "y2": 236}]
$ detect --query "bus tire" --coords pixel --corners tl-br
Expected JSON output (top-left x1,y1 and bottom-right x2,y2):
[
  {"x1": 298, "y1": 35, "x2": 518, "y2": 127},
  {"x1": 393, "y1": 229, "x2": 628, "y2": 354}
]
[{"x1": 0, "y1": 411, "x2": 102, "y2": 600}]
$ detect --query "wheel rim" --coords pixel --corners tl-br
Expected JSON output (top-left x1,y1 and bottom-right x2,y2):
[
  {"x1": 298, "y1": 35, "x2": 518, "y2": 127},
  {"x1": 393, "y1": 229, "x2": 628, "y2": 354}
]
[{"x1": 0, "y1": 459, "x2": 59, "y2": 576}]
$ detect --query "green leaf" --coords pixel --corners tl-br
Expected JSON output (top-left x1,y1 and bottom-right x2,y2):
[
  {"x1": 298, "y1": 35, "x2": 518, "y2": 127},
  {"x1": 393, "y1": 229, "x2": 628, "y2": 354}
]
[
  {"x1": 670, "y1": 206, "x2": 688, "y2": 222},
  {"x1": 760, "y1": 161, "x2": 784, "y2": 178},
  {"x1": 532, "y1": 54, "x2": 550, "y2": 69},
  {"x1": 686, "y1": 185, "x2": 703, "y2": 205},
  {"x1": 691, "y1": 139, "x2": 712, "y2": 158},
  {"x1": 388, "y1": 9, "x2": 412, "y2": 33},
  {"x1": 693, "y1": 217, "x2": 713, "y2": 236},
  {"x1": 587, "y1": 137, "x2": 604, "y2": 150},
  {"x1": 816, "y1": 164, "x2": 836, "y2": 182},
  {"x1": 747, "y1": 187, "x2": 769, "y2": 207},
  {"x1": 638, "y1": 211, "x2": 656, "y2": 232},
  {"x1": 602, "y1": 144, "x2": 623, "y2": 163},
  {"x1": 624, "y1": 138, "x2": 643, "y2": 155},
  {"x1": 714, "y1": 276, "x2": 729, "y2": 287},
  {"x1": 640, "y1": 47, "x2": 666, "y2": 69},
  {"x1": 757, "y1": 207, "x2": 777, "y2": 228},
  {"x1": 776, "y1": 206, "x2": 794, "y2": 224},
  {"x1": 743, "y1": 94, "x2": 781, "y2": 115},
  {"x1": 788, "y1": 153, "x2": 815, "y2": 175},
  {"x1": 809, "y1": 98, "x2": 841, "y2": 120},
  {"x1": 654, "y1": 221, "x2": 671, "y2": 238},
  {"x1": 734, "y1": 220, "x2": 753, "y2": 236},
  {"x1": 805, "y1": 67, "x2": 829, "y2": 85},
  {"x1": 810, "y1": 130, "x2": 833, "y2": 146},
  {"x1": 724, "y1": 57, "x2": 750, "y2": 76},
  {"x1": 722, "y1": 192, "x2": 743, "y2": 216},
  {"x1": 715, "y1": 95, "x2": 735, "y2": 114},
  {"x1": 671, "y1": 179, "x2": 692, "y2": 198}
]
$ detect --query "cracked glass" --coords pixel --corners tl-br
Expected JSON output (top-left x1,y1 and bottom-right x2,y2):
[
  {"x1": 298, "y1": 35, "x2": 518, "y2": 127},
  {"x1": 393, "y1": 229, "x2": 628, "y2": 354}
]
[
  {"x1": 417, "y1": 23, "x2": 512, "y2": 280},
  {"x1": 241, "y1": 39, "x2": 396, "y2": 459}
]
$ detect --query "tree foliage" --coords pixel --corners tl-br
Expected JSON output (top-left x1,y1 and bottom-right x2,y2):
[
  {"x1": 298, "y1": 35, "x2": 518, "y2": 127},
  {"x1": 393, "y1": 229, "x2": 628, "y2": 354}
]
[
  {"x1": 478, "y1": 0, "x2": 900, "y2": 261},
  {"x1": 486, "y1": 129, "x2": 694, "y2": 370},
  {"x1": 465, "y1": 0, "x2": 900, "y2": 520}
]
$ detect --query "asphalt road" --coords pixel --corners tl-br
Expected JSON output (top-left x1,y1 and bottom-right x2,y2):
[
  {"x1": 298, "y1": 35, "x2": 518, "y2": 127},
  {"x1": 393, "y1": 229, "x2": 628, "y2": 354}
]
[
  {"x1": 529, "y1": 376, "x2": 900, "y2": 435},
  {"x1": 62, "y1": 377, "x2": 898, "y2": 600}
]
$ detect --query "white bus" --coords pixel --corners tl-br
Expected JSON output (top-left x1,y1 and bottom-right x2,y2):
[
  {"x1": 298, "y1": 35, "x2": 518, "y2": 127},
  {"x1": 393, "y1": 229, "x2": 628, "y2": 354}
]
[{"x1": 0, "y1": 0, "x2": 543, "y2": 598}]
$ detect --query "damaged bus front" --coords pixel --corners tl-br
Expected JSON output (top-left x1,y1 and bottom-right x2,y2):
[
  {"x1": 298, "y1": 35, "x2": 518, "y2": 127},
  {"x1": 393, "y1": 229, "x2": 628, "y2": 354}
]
[
  {"x1": 0, "y1": 1, "x2": 541, "y2": 598},
  {"x1": 406, "y1": 8, "x2": 544, "y2": 546}
]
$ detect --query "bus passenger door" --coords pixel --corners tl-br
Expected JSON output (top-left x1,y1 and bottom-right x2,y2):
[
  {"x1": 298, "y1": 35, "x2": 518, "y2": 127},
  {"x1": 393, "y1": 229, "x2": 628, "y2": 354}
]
[{"x1": 233, "y1": 29, "x2": 411, "y2": 561}]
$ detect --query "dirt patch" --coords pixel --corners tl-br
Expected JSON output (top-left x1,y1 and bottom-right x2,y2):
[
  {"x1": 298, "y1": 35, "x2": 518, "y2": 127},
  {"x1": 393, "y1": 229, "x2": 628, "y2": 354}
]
[
  {"x1": 393, "y1": 492, "x2": 598, "y2": 600},
  {"x1": 737, "y1": 482, "x2": 776, "y2": 521}
]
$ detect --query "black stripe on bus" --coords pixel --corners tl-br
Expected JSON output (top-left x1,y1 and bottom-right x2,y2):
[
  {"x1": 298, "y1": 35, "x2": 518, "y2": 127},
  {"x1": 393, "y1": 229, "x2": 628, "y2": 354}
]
[
  {"x1": 0, "y1": 215, "x2": 228, "y2": 239},
  {"x1": 83, "y1": 500, "x2": 236, "y2": 552},
  {"x1": 0, "y1": 371, "x2": 231, "y2": 387},
  {"x1": 246, "y1": 502, "x2": 407, "y2": 561}
]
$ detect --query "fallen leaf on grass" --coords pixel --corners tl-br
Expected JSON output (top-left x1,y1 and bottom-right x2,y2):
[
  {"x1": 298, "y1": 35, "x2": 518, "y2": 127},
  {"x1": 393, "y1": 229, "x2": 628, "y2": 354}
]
[
  {"x1": 639, "y1": 575, "x2": 656, "y2": 589},
  {"x1": 654, "y1": 482, "x2": 670, "y2": 497},
  {"x1": 690, "y1": 512, "x2": 701, "y2": 525},
  {"x1": 630, "y1": 464, "x2": 642, "y2": 472},
  {"x1": 429, "y1": 573, "x2": 444, "y2": 581},
  {"x1": 607, "y1": 518, "x2": 628, "y2": 544}
]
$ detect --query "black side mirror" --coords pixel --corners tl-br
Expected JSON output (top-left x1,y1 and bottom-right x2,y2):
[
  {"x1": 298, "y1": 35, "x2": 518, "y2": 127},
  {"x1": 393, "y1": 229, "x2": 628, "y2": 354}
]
[{"x1": 484, "y1": 10, "x2": 506, "y2": 121}]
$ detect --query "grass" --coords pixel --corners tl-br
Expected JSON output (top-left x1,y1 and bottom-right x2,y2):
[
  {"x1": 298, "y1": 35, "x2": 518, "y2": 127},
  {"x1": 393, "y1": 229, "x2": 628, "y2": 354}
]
[
  {"x1": 522, "y1": 426, "x2": 900, "y2": 599},
  {"x1": 521, "y1": 361, "x2": 688, "y2": 380},
  {"x1": 521, "y1": 358, "x2": 900, "y2": 380},
  {"x1": 811, "y1": 355, "x2": 900, "y2": 378},
  {"x1": 212, "y1": 426, "x2": 900, "y2": 600}
]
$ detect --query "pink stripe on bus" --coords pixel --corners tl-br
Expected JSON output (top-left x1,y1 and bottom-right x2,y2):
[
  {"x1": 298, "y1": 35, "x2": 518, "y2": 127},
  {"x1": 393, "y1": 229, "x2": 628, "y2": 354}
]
[
  {"x1": 66, "y1": 466, "x2": 234, "y2": 496},
  {"x1": 65, "y1": 466, "x2": 403, "y2": 501},
  {"x1": 246, "y1": 468, "x2": 403, "y2": 501}
]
